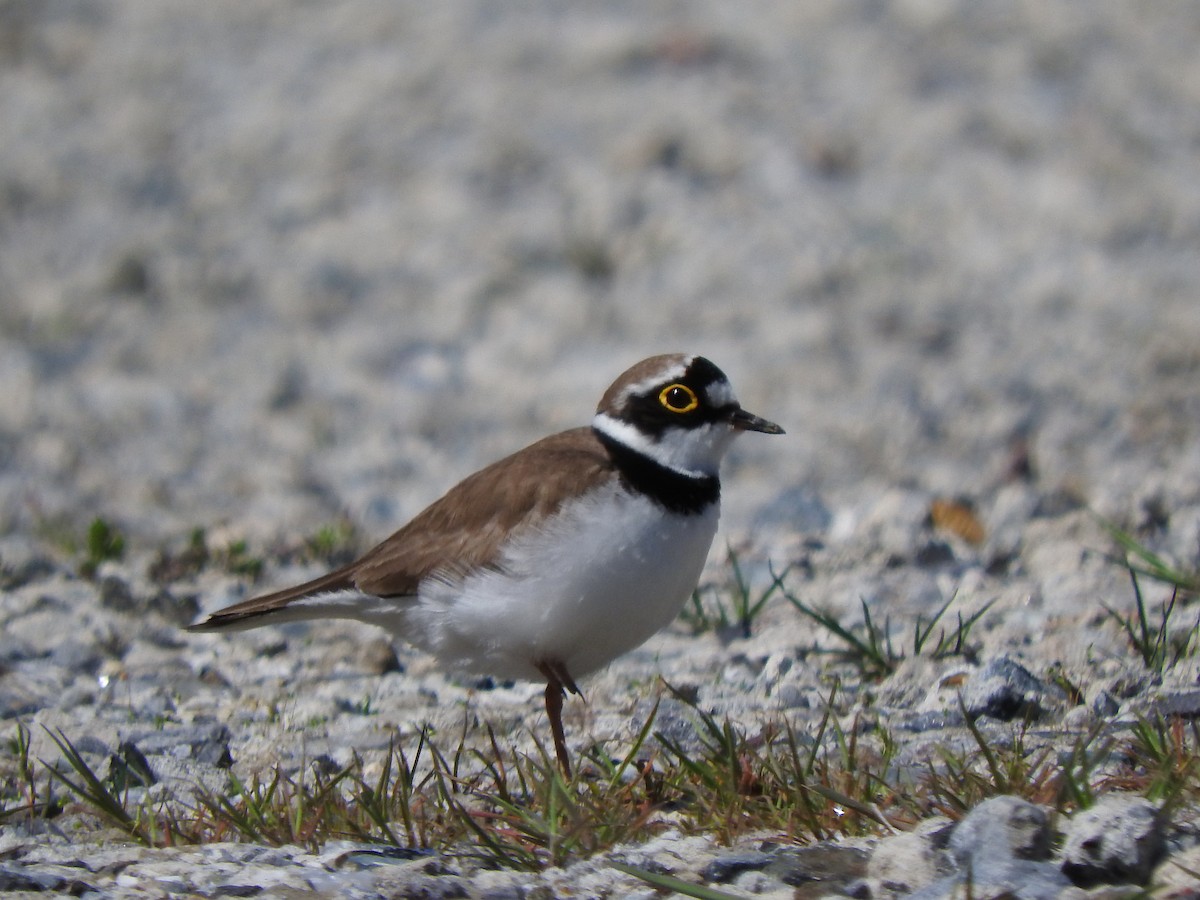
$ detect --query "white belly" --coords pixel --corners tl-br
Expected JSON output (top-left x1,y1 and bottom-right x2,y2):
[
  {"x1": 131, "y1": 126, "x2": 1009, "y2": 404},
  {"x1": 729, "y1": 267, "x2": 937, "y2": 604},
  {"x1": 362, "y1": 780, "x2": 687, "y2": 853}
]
[{"x1": 407, "y1": 482, "x2": 719, "y2": 683}]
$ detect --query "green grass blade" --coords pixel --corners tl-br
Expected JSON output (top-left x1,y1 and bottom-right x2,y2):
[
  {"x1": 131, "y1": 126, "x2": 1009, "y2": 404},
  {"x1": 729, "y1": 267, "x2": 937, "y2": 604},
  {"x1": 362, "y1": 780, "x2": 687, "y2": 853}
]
[
  {"x1": 40, "y1": 727, "x2": 138, "y2": 834},
  {"x1": 610, "y1": 862, "x2": 747, "y2": 900},
  {"x1": 1096, "y1": 516, "x2": 1200, "y2": 594}
]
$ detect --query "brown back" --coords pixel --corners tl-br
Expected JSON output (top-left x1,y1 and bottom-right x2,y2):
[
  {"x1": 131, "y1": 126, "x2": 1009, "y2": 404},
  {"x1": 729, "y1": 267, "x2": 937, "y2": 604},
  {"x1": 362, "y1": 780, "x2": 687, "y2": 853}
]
[{"x1": 189, "y1": 427, "x2": 616, "y2": 629}]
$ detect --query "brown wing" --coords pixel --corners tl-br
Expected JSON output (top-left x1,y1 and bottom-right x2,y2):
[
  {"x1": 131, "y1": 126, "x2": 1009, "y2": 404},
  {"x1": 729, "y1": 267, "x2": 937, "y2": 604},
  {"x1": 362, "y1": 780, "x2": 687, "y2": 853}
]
[
  {"x1": 188, "y1": 427, "x2": 615, "y2": 631},
  {"x1": 352, "y1": 427, "x2": 614, "y2": 594}
]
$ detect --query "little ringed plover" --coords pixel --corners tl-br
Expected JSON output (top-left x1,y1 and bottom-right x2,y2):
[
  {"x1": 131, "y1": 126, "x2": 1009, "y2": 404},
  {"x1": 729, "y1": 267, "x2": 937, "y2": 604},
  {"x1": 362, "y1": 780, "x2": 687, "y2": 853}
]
[{"x1": 190, "y1": 353, "x2": 784, "y2": 775}]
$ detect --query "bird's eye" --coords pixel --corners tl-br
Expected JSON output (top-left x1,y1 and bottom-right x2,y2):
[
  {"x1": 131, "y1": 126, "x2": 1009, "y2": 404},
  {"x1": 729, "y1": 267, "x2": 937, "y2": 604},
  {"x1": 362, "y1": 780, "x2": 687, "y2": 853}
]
[{"x1": 659, "y1": 383, "x2": 699, "y2": 413}]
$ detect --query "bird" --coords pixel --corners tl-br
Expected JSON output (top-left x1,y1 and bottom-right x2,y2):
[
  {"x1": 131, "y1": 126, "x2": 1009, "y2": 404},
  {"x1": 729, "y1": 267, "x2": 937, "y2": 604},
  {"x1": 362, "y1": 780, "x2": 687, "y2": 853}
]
[{"x1": 189, "y1": 353, "x2": 784, "y2": 775}]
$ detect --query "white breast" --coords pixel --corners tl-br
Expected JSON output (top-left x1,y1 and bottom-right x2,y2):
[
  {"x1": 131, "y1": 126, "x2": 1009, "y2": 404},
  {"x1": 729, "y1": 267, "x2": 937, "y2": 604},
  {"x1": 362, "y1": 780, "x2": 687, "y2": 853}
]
[{"x1": 408, "y1": 480, "x2": 720, "y2": 684}]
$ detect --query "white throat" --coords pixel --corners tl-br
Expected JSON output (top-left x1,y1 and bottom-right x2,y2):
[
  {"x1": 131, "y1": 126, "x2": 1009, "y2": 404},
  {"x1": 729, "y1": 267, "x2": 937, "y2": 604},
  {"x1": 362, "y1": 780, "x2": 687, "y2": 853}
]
[{"x1": 592, "y1": 412, "x2": 738, "y2": 478}]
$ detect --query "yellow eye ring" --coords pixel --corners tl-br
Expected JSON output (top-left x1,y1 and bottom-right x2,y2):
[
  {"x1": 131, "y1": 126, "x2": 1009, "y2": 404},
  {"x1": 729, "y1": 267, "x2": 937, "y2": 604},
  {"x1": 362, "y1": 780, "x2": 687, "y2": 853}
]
[{"x1": 659, "y1": 383, "x2": 699, "y2": 413}]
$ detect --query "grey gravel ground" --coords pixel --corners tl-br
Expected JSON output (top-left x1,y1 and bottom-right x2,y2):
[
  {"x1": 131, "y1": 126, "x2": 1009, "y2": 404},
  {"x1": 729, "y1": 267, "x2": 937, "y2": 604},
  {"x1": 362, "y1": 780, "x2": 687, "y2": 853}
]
[{"x1": 3, "y1": 2, "x2": 1200, "y2": 897}]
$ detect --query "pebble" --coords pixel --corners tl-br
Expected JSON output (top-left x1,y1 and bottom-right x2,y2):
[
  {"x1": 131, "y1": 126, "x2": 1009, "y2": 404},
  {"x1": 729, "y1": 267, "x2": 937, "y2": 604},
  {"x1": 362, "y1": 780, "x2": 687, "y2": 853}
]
[
  {"x1": 948, "y1": 795, "x2": 1054, "y2": 863},
  {"x1": 961, "y1": 656, "x2": 1053, "y2": 722},
  {"x1": 763, "y1": 844, "x2": 871, "y2": 889},
  {"x1": 867, "y1": 819, "x2": 955, "y2": 895},
  {"x1": 121, "y1": 722, "x2": 234, "y2": 768},
  {"x1": 1155, "y1": 690, "x2": 1200, "y2": 719},
  {"x1": 701, "y1": 850, "x2": 773, "y2": 882},
  {"x1": 1060, "y1": 794, "x2": 1165, "y2": 887}
]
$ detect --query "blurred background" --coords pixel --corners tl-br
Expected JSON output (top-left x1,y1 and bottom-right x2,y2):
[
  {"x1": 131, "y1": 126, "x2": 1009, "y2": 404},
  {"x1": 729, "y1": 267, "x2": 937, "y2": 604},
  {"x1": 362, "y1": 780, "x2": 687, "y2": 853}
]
[{"x1": 1, "y1": 1, "x2": 1198, "y2": 551}]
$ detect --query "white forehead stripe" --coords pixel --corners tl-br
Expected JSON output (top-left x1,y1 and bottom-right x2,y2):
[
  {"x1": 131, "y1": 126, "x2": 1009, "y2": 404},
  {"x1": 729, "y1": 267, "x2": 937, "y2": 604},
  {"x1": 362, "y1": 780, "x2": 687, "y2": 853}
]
[
  {"x1": 704, "y1": 379, "x2": 737, "y2": 408},
  {"x1": 615, "y1": 356, "x2": 692, "y2": 404}
]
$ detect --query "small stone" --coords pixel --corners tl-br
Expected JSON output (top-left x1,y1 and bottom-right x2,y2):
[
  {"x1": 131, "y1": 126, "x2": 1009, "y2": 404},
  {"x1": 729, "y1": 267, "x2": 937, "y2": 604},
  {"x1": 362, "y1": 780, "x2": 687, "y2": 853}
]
[
  {"x1": 701, "y1": 850, "x2": 772, "y2": 883},
  {"x1": 310, "y1": 755, "x2": 341, "y2": 779},
  {"x1": 908, "y1": 859, "x2": 1073, "y2": 900},
  {"x1": 0, "y1": 682, "x2": 46, "y2": 718},
  {"x1": 106, "y1": 252, "x2": 152, "y2": 295},
  {"x1": 122, "y1": 723, "x2": 234, "y2": 769},
  {"x1": 895, "y1": 710, "x2": 965, "y2": 733},
  {"x1": 359, "y1": 636, "x2": 403, "y2": 675},
  {"x1": 388, "y1": 875, "x2": 469, "y2": 899},
  {"x1": 764, "y1": 844, "x2": 870, "y2": 889},
  {"x1": 913, "y1": 540, "x2": 955, "y2": 567},
  {"x1": 210, "y1": 886, "x2": 263, "y2": 898},
  {"x1": 50, "y1": 639, "x2": 105, "y2": 674},
  {"x1": 1060, "y1": 794, "x2": 1164, "y2": 887},
  {"x1": 868, "y1": 819, "x2": 954, "y2": 894},
  {"x1": 98, "y1": 574, "x2": 136, "y2": 612},
  {"x1": 332, "y1": 845, "x2": 435, "y2": 869},
  {"x1": 1031, "y1": 489, "x2": 1085, "y2": 519},
  {"x1": 732, "y1": 869, "x2": 788, "y2": 895},
  {"x1": 772, "y1": 683, "x2": 810, "y2": 709},
  {"x1": 1154, "y1": 690, "x2": 1200, "y2": 719},
  {"x1": 961, "y1": 656, "x2": 1047, "y2": 721},
  {"x1": 0, "y1": 864, "x2": 71, "y2": 892},
  {"x1": 0, "y1": 551, "x2": 56, "y2": 590},
  {"x1": 949, "y1": 796, "x2": 1053, "y2": 863},
  {"x1": 480, "y1": 887, "x2": 524, "y2": 900},
  {"x1": 0, "y1": 636, "x2": 39, "y2": 666},
  {"x1": 152, "y1": 589, "x2": 202, "y2": 626},
  {"x1": 1090, "y1": 690, "x2": 1120, "y2": 718},
  {"x1": 110, "y1": 740, "x2": 157, "y2": 789},
  {"x1": 640, "y1": 697, "x2": 705, "y2": 758},
  {"x1": 68, "y1": 734, "x2": 115, "y2": 757}
]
